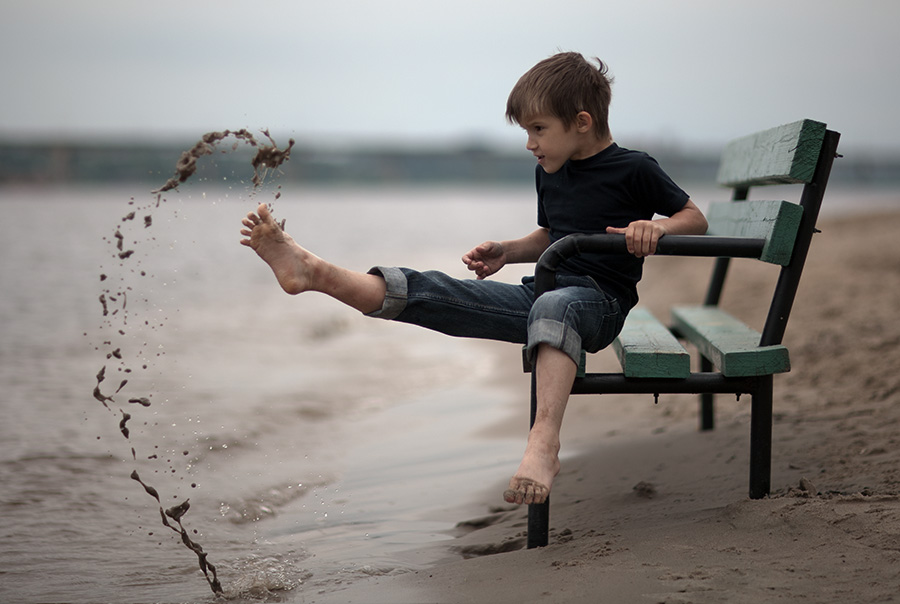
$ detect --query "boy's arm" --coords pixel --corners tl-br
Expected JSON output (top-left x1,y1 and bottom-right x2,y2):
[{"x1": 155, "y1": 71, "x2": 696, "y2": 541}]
[
  {"x1": 462, "y1": 228, "x2": 550, "y2": 280},
  {"x1": 606, "y1": 199, "x2": 708, "y2": 258}
]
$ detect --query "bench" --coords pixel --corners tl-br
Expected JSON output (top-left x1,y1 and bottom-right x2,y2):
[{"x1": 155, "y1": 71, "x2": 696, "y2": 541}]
[{"x1": 524, "y1": 119, "x2": 841, "y2": 548}]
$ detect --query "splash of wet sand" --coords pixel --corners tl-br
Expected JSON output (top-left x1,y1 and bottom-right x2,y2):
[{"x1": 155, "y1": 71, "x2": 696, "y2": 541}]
[
  {"x1": 90, "y1": 129, "x2": 294, "y2": 597},
  {"x1": 131, "y1": 470, "x2": 223, "y2": 594},
  {"x1": 153, "y1": 128, "x2": 294, "y2": 195}
]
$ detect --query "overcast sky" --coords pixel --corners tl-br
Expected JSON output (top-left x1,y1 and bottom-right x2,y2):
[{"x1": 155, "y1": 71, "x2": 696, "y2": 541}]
[{"x1": 2, "y1": 1, "x2": 898, "y2": 153}]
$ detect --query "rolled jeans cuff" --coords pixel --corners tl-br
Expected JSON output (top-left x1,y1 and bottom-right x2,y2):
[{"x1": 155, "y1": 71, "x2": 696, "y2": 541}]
[
  {"x1": 526, "y1": 318, "x2": 583, "y2": 367},
  {"x1": 365, "y1": 266, "x2": 407, "y2": 319}
]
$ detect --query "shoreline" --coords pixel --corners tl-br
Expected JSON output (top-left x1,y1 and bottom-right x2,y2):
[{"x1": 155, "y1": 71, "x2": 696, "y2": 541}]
[{"x1": 306, "y1": 209, "x2": 900, "y2": 604}]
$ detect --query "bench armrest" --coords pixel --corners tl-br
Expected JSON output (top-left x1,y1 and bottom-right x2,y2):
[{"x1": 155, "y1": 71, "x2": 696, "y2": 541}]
[{"x1": 534, "y1": 233, "x2": 765, "y2": 297}]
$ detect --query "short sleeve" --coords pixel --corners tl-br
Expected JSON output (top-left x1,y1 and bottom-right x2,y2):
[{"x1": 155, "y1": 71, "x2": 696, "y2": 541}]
[{"x1": 631, "y1": 155, "x2": 690, "y2": 217}]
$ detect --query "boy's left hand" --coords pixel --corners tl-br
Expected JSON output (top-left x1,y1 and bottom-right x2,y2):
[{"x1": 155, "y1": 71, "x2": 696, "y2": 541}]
[{"x1": 606, "y1": 221, "x2": 666, "y2": 258}]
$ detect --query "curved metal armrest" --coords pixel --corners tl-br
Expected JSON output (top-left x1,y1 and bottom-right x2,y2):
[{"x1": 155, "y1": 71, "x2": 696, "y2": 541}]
[{"x1": 534, "y1": 233, "x2": 765, "y2": 297}]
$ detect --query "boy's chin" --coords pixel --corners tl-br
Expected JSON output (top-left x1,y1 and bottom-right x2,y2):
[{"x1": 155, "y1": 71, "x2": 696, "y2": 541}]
[{"x1": 537, "y1": 159, "x2": 558, "y2": 174}]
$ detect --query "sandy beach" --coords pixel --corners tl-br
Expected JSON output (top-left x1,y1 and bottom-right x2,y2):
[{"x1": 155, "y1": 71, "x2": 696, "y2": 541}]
[{"x1": 309, "y1": 208, "x2": 900, "y2": 604}]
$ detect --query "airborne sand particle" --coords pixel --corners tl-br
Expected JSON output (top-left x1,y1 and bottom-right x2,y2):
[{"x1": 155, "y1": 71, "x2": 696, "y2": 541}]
[{"x1": 92, "y1": 129, "x2": 293, "y2": 597}]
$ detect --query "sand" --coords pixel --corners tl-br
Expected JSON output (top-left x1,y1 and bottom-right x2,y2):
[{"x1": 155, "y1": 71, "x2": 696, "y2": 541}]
[
  {"x1": 310, "y1": 209, "x2": 900, "y2": 603},
  {"x1": 87, "y1": 130, "x2": 295, "y2": 598}
]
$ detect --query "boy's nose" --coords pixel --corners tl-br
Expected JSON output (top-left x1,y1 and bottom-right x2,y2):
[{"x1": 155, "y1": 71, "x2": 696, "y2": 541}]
[{"x1": 526, "y1": 137, "x2": 537, "y2": 151}]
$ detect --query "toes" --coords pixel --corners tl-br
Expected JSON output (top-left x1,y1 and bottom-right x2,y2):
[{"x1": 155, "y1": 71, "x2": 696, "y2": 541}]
[
  {"x1": 525, "y1": 481, "x2": 548, "y2": 505},
  {"x1": 503, "y1": 479, "x2": 549, "y2": 505},
  {"x1": 503, "y1": 488, "x2": 523, "y2": 505},
  {"x1": 522, "y1": 482, "x2": 535, "y2": 504}
]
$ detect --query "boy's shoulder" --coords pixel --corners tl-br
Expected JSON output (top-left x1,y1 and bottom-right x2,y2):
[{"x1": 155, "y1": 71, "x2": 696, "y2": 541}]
[
  {"x1": 600, "y1": 143, "x2": 655, "y2": 163},
  {"x1": 536, "y1": 144, "x2": 673, "y2": 189},
  {"x1": 572, "y1": 143, "x2": 658, "y2": 174}
]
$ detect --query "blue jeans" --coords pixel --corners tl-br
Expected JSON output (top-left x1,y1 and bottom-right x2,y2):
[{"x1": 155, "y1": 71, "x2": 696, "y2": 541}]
[{"x1": 366, "y1": 266, "x2": 626, "y2": 365}]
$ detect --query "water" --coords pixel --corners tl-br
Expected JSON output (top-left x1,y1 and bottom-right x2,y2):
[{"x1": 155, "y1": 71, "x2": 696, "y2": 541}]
[
  {"x1": 0, "y1": 179, "x2": 896, "y2": 603},
  {"x1": 0, "y1": 181, "x2": 550, "y2": 603}
]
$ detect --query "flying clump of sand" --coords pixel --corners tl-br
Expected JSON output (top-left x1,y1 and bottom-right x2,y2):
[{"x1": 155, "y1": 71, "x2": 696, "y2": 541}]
[
  {"x1": 153, "y1": 128, "x2": 295, "y2": 194},
  {"x1": 90, "y1": 129, "x2": 293, "y2": 597}
]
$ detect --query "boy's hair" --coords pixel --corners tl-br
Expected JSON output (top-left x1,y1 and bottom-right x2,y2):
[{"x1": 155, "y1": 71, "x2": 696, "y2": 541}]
[{"x1": 506, "y1": 52, "x2": 613, "y2": 140}]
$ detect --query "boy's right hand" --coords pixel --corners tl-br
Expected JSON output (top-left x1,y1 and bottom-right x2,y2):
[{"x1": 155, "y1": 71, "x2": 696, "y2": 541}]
[{"x1": 462, "y1": 241, "x2": 506, "y2": 280}]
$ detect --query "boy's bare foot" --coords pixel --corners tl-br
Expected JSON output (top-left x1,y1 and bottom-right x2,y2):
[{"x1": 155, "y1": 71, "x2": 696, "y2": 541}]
[
  {"x1": 503, "y1": 437, "x2": 560, "y2": 505},
  {"x1": 240, "y1": 203, "x2": 319, "y2": 295}
]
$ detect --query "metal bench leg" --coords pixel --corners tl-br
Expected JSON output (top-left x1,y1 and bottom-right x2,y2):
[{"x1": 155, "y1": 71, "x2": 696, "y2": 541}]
[
  {"x1": 527, "y1": 500, "x2": 550, "y2": 548},
  {"x1": 526, "y1": 370, "x2": 550, "y2": 548},
  {"x1": 700, "y1": 357, "x2": 715, "y2": 431},
  {"x1": 749, "y1": 375, "x2": 773, "y2": 499}
]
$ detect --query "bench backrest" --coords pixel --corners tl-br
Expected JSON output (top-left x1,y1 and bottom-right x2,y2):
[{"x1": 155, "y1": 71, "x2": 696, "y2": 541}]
[
  {"x1": 716, "y1": 119, "x2": 827, "y2": 188},
  {"x1": 705, "y1": 119, "x2": 840, "y2": 346},
  {"x1": 705, "y1": 200, "x2": 802, "y2": 266}
]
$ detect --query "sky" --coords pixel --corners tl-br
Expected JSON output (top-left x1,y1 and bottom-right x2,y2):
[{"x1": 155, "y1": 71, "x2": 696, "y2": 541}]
[{"x1": 1, "y1": 0, "x2": 898, "y2": 154}]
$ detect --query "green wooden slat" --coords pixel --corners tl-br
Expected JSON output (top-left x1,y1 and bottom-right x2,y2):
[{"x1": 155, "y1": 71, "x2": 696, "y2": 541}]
[
  {"x1": 577, "y1": 349, "x2": 586, "y2": 378},
  {"x1": 705, "y1": 200, "x2": 803, "y2": 265},
  {"x1": 671, "y1": 306, "x2": 790, "y2": 377},
  {"x1": 716, "y1": 119, "x2": 826, "y2": 187},
  {"x1": 613, "y1": 308, "x2": 690, "y2": 378}
]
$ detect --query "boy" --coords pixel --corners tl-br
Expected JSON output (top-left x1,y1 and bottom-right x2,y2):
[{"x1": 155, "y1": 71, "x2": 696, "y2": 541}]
[{"x1": 239, "y1": 52, "x2": 708, "y2": 506}]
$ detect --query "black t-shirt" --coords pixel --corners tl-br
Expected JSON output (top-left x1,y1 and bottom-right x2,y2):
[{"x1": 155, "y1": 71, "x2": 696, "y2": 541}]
[{"x1": 536, "y1": 143, "x2": 690, "y2": 310}]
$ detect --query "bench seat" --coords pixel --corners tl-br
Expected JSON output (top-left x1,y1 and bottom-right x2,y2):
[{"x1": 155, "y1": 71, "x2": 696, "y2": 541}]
[
  {"x1": 612, "y1": 306, "x2": 790, "y2": 379},
  {"x1": 612, "y1": 308, "x2": 690, "y2": 378},
  {"x1": 671, "y1": 305, "x2": 790, "y2": 377}
]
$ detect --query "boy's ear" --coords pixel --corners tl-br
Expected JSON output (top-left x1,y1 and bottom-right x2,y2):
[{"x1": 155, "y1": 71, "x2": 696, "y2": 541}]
[{"x1": 575, "y1": 111, "x2": 594, "y2": 133}]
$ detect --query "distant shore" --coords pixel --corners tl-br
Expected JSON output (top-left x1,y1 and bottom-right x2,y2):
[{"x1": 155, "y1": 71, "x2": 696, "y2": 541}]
[{"x1": 3, "y1": 138, "x2": 899, "y2": 188}]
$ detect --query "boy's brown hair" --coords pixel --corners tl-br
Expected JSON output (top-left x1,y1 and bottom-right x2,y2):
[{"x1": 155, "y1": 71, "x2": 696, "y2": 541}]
[{"x1": 506, "y1": 52, "x2": 613, "y2": 140}]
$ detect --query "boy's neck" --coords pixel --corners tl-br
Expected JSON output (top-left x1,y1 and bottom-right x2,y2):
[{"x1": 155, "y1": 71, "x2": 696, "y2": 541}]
[{"x1": 573, "y1": 134, "x2": 614, "y2": 161}]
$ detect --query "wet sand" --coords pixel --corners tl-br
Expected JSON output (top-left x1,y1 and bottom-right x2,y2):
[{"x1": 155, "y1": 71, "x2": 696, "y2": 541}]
[{"x1": 307, "y1": 208, "x2": 900, "y2": 603}]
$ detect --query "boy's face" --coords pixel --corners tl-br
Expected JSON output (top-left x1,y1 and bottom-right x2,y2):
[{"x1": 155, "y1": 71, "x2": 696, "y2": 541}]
[{"x1": 520, "y1": 113, "x2": 597, "y2": 174}]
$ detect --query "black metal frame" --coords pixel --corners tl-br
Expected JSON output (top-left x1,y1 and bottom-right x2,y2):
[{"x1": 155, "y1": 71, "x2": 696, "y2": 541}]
[{"x1": 525, "y1": 129, "x2": 841, "y2": 549}]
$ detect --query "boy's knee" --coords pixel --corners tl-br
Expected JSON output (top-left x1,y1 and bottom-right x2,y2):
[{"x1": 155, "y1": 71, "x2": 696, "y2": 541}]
[
  {"x1": 525, "y1": 318, "x2": 583, "y2": 367},
  {"x1": 526, "y1": 285, "x2": 625, "y2": 363},
  {"x1": 528, "y1": 288, "x2": 585, "y2": 326}
]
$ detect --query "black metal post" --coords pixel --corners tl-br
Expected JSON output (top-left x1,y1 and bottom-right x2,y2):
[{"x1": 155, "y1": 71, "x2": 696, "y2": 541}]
[
  {"x1": 527, "y1": 369, "x2": 550, "y2": 548},
  {"x1": 535, "y1": 234, "x2": 765, "y2": 300},
  {"x1": 699, "y1": 357, "x2": 715, "y2": 431},
  {"x1": 701, "y1": 186, "x2": 748, "y2": 307},
  {"x1": 760, "y1": 130, "x2": 840, "y2": 346},
  {"x1": 703, "y1": 259, "x2": 731, "y2": 306},
  {"x1": 697, "y1": 185, "x2": 749, "y2": 430},
  {"x1": 748, "y1": 375, "x2": 774, "y2": 499},
  {"x1": 571, "y1": 372, "x2": 756, "y2": 396}
]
